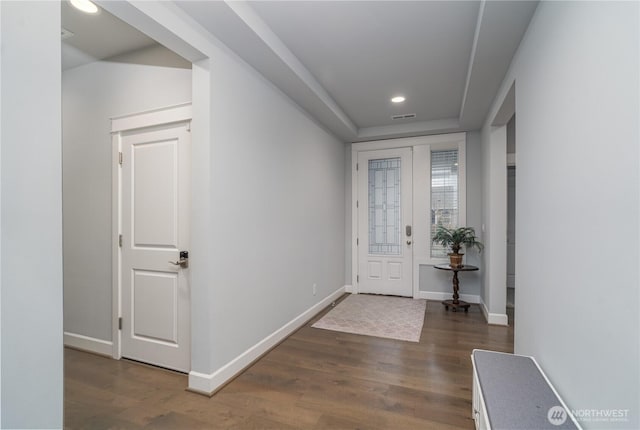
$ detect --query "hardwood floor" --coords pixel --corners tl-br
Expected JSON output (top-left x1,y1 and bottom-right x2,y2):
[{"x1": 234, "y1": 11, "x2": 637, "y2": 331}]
[{"x1": 65, "y1": 297, "x2": 514, "y2": 429}]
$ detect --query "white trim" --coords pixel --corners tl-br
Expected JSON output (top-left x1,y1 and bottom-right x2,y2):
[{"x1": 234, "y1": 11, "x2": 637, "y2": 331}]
[
  {"x1": 344, "y1": 284, "x2": 354, "y2": 293},
  {"x1": 111, "y1": 104, "x2": 193, "y2": 364},
  {"x1": 223, "y1": 1, "x2": 357, "y2": 138},
  {"x1": 479, "y1": 297, "x2": 509, "y2": 326},
  {"x1": 416, "y1": 290, "x2": 480, "y2": 304},
  {"x1": 412, "y1": 148, "x2": 430, "y2": 298},
  {"x1": 471, "y1": 350, "x2": 492, "y2": 430},
  {"x1": 93, "y1": 0, "x2": 214, "y2": 389},
  {"x1": 356, "y1": 118, "x2": 460, "y2": 141},
  {"x1": 111, "y1": 102, "x2": 192, "y2": 133},
  {"x1": 111, "y1": 133, "x2": 122, "y2": 359},
  {"x1": 507, "y1": 152, "x2": 516, "y2": 166},
  {"x1": 64, "y1": 332, "x2": 113, "y2": 357},
  {"x1": 351, "y1": 132, "x2": 467, "y2": 300},
  {"x1": 425, "y1": 138, "x2": 467, "y2": 266},
  {"x1": 459, "y1": 0, "x2": 485, "y2": 119},
  {"x1": 351, "y1": 147, "x2": 359, "y2": 293},
  {"x1": 188, "y1": 286, "x2": 346, "y2": 395}
]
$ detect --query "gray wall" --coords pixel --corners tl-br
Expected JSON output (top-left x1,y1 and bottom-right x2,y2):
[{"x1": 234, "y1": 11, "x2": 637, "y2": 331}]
[
  {"x1": 344, "y1": 145, "x2": 352, "y2": 284},
  {"x1": 482, "y1": 2, "x2": 639, "y2": 427},
  {"x1": 205, "y1": 45, "x2": 346, "y2": 372},
  {"x1": 62, "y1": 46, "x2": 192, "y2": 341},
  {"x1": 1, "y1": 2, "x2": 63, "y2": 428}
]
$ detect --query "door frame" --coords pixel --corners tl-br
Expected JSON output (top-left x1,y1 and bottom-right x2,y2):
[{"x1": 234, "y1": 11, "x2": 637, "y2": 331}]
[
  {"x1": 351, "y1": 132, "x2": 467, "y2": 299},
  {"x1": 110, "y1": 103, "x2": 192, "y2": 360}
]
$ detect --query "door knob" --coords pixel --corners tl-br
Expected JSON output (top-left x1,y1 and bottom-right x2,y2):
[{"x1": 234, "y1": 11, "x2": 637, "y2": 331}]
[
  {"x1": 169, "y1": 251, "x2": 189, "y2": 268},
  {"x1": 169, "y1": 259, "x2": 188, "y2": 267}
]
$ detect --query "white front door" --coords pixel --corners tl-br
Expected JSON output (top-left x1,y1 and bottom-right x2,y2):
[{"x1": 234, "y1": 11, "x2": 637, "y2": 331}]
[
  {"x1": 357, "y1": 148, "x2": 413, "y2": 296},
  {"x1": 120, "y1": 121, "x2": 191, "y2": 372}
]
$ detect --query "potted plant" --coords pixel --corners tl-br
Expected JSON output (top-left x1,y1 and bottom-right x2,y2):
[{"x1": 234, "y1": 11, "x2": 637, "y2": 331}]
[{"x1": 432, "y1": 226, "x2": 483, "y2": 268}]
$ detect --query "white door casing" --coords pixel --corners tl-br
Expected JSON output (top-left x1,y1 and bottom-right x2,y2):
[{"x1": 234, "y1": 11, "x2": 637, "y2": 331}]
[
  {"x1": 507, "y1": 167, "x2": 516, "y2": 289},
  {"x1": 357, "y1": 148, "x2": 413, "y2": 296},
  {"x1": 113, "y1": 105, "x2": 191, "y2": 373}
]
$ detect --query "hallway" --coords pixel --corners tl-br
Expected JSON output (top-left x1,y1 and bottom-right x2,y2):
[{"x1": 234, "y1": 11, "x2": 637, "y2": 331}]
[{"x1": 65, "y1": 298, "x2": 513, "y2": 429}]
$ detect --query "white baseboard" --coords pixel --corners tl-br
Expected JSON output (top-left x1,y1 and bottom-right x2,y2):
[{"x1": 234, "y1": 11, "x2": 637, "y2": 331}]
[
  {"x1": 416, "y1": 290, "x2": 480, "y2": 304},
  {"x1": 479, "y1": 298, "x2": 509, "y2": 326},
  {"x1": 64, "y1": 332, "x2": 113, "y2": 356},
  {"x1": 344, "y1": 284, "x2": 354, "y2": 293},
  {"x1": 188, "y1": 286, "x2": 346, "y2": 395}
]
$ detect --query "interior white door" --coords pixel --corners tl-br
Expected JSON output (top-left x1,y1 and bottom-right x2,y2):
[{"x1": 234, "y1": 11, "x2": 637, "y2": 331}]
[
  {"x1": 357, "y1": 148, "x2": 413, "y2": 296},
  {"x1": 120, "y1": 121, "x2": 190, "y2": 372}
]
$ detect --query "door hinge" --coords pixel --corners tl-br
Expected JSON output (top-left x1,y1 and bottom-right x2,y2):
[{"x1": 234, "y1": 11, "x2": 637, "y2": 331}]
[
  {"x1": 356, "y1": 200, "x2": 359, "y2": 208},
  {"x1": 357, "y1": 238, "x2": 359, "y2": 246},
  {"x1": 356, "y1": 163, "x2": 359, "y2": 171},
  {"x1": 357, "y1": 275, "x2": 359, "y2": 283},
  {"x1": 118, "y1": 152, "x2": 123, "y2": 165},
  {"x1": 118, "y1": 234, "x2": 123, "y2": 247},
  {"x1": 118, "y1": 317, "x2": 122, "y2": 330}
]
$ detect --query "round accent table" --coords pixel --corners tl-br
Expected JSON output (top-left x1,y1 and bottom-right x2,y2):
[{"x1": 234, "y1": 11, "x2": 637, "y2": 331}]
[{"x1": 434, "y1": 264, "x2": 479, "y2": 313}]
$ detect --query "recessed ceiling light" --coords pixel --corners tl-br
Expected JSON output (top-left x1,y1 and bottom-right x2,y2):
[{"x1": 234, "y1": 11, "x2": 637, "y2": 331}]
[
  {"x1": 69, "y1": 0, "x2": 99, "y2": 14},
  {"x1": 391, "y1": 96, "x2": 406, "y2": 103}
]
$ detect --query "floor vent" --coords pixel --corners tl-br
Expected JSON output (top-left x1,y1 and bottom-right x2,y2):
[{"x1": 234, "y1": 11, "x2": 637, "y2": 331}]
[{"x1": 392, "y1": 113, "x2": 416, "y2": 120}]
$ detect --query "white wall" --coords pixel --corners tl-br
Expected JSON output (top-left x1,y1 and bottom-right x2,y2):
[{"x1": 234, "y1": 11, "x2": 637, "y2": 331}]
[
  {"x1": 1, "y1": 2, "x2": 63, "y2": 428},
  {"x1": 482, "y1": 2, "x2": 639, "y2": 427},
  {"x1": 480, "y1": 124, "x2": 508, "y2": 322},
  {"x1": 205, "y1": 46, "x2": 346, "y2": 372},
  {"x1": 63, "y1": 46, "x2": 192, "y2": 342}
]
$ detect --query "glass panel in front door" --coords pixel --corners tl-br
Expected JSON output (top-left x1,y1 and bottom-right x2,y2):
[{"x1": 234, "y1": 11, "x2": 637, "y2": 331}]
[{"x1": 368, "y1": 157, "x2": 402, "y2": 256}]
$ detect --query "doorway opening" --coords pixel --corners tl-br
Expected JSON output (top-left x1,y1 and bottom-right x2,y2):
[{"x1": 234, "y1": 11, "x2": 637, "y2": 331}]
[
  {"x1": 61, "y1": 2, "x2": 197, "y2": 372},
  {"x1": 351, "y1": 134, "x2": 468, "y2": 300}
]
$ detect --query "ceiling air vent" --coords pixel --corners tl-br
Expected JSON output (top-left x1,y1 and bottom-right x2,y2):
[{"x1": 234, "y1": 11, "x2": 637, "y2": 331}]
[
  {"x1": 61, "y1": 28, "x2": 75, "y2": 40},
  {"x1": 391, "y1": 113, "x2": 416, "y2": 120}
]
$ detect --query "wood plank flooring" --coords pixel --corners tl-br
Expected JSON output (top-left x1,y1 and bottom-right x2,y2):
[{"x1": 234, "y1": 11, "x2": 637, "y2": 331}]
[{"x1": 65, "y1": 297, "x2": 514, "y2": 429}]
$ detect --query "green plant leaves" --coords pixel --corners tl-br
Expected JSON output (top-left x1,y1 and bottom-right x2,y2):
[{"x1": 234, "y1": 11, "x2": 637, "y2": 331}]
[{"x1": 432, "y1": 225, "x2": 484, "y2": 253}]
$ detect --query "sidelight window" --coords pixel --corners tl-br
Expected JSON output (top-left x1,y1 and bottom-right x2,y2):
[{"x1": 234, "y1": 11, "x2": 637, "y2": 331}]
[{"x1": 431, "y1": 150, "x2": 459, "y2": 258}]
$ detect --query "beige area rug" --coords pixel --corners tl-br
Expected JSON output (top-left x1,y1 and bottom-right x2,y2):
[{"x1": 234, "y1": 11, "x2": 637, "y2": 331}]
[{"x1": 312, "y1": 294, "x2": 426, "y2": 342}]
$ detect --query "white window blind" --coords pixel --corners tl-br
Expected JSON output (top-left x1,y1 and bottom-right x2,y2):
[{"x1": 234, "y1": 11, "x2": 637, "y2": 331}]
[{"x1": 431, "y1": 150, "x2": 459, "y2": 258}]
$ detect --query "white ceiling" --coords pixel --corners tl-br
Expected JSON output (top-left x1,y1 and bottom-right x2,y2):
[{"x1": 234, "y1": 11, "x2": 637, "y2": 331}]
[
  {"x1": 61, "y1": 1, "x2": 156, "y2": 70},
  {"x1": 249, "y1": 1, "x2": 480, "y2": 129},
  {"x1": 68, "y1": 0, "x2": 538, "y2": 142}
]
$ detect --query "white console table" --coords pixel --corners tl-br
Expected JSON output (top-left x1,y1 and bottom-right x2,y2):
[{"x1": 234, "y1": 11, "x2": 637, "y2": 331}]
[{"x1": 471, "y1": 349, "x2": 581, "y2": 430}]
